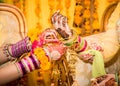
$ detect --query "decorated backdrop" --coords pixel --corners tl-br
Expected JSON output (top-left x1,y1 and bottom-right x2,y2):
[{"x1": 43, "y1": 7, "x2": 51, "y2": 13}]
[{"x1": 0, "y1": 0, "x2": 112, "y2": 36}]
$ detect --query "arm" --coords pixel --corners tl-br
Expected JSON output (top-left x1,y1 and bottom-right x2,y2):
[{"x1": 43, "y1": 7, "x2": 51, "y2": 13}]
[
  {"x1": 51, "y1": 11, "x2": 104, "y2": 63},
  {"x1": 0, "y1": 37, "x2": 32, "y2": 65},
  {"x1": 0, "y1": 54, "x2": 39, "y2": 85}
]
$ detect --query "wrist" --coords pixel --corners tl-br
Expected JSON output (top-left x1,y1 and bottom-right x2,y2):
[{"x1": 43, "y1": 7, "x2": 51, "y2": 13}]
[
  {"x1": 62, "y1": 30, "x2": 77, "y2": 46},
  {"x1": 56, "y1": 28, "x2": 73, "y2": 40},
  {"x1": 16, "y1": 54, "x2": 40, "y2": 75}
]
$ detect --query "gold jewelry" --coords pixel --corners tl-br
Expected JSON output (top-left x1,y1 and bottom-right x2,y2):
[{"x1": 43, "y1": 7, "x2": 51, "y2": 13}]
[
  {"x1": 14, "y1": 63, "x2": 23, "y2": 77},
  {"x1": 3, "y1": 44, "x2": 14, "y2": 61}
]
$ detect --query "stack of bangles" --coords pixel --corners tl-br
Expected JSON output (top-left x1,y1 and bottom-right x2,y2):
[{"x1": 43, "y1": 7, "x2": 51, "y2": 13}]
[
  {"x1": 74, "y1": 36, "x2": 88, "y2": 52},
  {"x1": 15, "y1": 54, "x2": 40, "y2": 76},
  {"x1": 63, "y1": 31, "x2": 88, "y2": 53},
  {"x1": 11, "y1": 37, "x2": 32, "y2": 58}
]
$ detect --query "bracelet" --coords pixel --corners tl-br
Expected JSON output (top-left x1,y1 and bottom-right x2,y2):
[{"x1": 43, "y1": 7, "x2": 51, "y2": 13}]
[
  {"x1": 14, "y1": 63, "x2": 23, "y2": 77},
  {"x1": 3, "y1": 44, "x2": 14, "y2": 61},
  {"x1": 21, "y1": 58, "x2": 30, "y2": 73},
  {"x1": 26, "y1": 56, "x2": 35, "y2": 71},
  {"x1": 23, "y1": 57, "x2": 33, "y2": 71},
  {"x1": 115, "y1": 73, "x2": 118, "y2": 84},
  {"x1": 79, "y1": 40, "x2": 88, "y2": 52},
  {"x1": 11, "y1": 37, "x2": 32, "y2": 57},
  {"x1": 62, "y1": 30, "x2": 77, "y2": 46},
  {"x1": 17, "y1": 54, "x2": 40, "y2": 75},
  {"x1": 73, "y1": 36, "x2": 88, "y2": 52},
  {"x1": 29, "y1": 54, "x2": 40, "y2": 69},
  {"x1": 18, "y1": 60, "x2": 27, "y2": 75}
]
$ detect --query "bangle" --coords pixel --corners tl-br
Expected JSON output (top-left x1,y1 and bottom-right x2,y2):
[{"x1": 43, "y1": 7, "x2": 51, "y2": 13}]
[
  {"x1": 21, "y1": 58, "x2": 30, "y2": 73},
  {"x1": 17, "y1": 60, "x2": 27, "y2": 75},
  {"x1": 16, "y1": 54, "x2": 40, "y2": 75},
  {"x1": 24, "y1": 57, "x2": 32, "y2": 71},
  {"x1": 62, "y1": 30, "x2": 77, "y2": 46},
  {"x1": 29, "y1": 54, "x2": 40, "y2": 69},
  {"x1": 26, "y1": 56, "x2": 35, "y2": 71},
  {"x1": 79, "y1": 40, "x2": 88, "y2": 52},
  {"x1": 74, "y1": 36, "x2": 88, "y2": 52},
  {"x1": 11, "y1": 37, "x2": 32, "y2": 57},
  {"x1": 14, "y1": 63, "x2": 23, "y2": 77}
]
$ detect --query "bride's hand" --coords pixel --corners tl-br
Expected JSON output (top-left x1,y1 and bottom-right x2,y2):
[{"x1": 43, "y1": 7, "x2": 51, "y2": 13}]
[{"x1": 51, "y1": 11, "x2": 72, "y2": 39}]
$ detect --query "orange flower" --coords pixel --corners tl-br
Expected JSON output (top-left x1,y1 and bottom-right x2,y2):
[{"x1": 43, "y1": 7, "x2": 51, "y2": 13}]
[
  {"x1": 34, "y1": 47, "x2": 51, "y2": 70},
  {"x1": 75, "y1": 5, "x2": 83, "y2": 11},
  {"x1": 74, "y1": 15, "x2": 82, "y2": 25},
  {"x1": 83, "y1": 9, "x2": 90, "y2": 18},
  {"x1": 92, "y1": 20, "x2": 100, "y2": 29}
]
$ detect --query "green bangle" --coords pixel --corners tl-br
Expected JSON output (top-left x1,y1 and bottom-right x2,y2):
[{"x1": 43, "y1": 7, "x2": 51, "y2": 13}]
[
  {"x1": 63, "y1": 31, "x2": 77, "y2": 46},
  {"x1": 115, "y1": 73, "x2": 119, "y2": 85}
]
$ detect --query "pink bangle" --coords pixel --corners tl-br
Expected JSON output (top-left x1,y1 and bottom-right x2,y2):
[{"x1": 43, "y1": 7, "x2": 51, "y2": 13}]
[
  {"x1": 23, "y1": 57, "x2": 32, "y2": 72},
  {"x1": 21, "y1": 58, "x2": 30, "y2": 73},
  {"x1": 79, "y1": 40, "x2": 88, "y2": 52},
  {"x1": 14, "y1": 63, "x2": 23, "y2": 77},
  {"x1": 11, "y1": 37, "x2": 32, "y2": 57},
  {"x1": 73, "y1": 37, "x2": 88, "y2": 52},
  {"x1": 26, "y1": 57, "x2": 35, "y2": 71}
]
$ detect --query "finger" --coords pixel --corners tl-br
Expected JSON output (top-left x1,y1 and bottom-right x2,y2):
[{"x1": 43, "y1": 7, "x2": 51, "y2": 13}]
[
  {"x1": 57, "y1": 14, "x2": 63, "y2": 24},
  {"x1": 53, "y1": 14, "x2": 63, "y2": 29},
  {"x1": 51, "y1": 11, "x2": 60, "y2": 24},
  {"x1": 62, "y1": 17, "x2": 67, "y2": 27}
]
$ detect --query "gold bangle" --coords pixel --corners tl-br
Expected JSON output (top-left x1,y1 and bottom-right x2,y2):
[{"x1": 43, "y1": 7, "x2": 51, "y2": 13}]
[{"x1": 14, "y1": 63, "x2": 23, "y2": 77}]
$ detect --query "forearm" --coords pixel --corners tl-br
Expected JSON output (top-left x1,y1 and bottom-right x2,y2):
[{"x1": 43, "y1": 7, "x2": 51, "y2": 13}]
[
  {"x1": 0, "y1": 63, "x2": 22, "y2": 85},
  {"x1": 0, "y1": 54, "x2": 40, "y2": 85}
]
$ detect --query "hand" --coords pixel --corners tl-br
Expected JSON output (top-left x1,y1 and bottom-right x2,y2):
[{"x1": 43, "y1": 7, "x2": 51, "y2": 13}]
[
  {"x1": 51, "y1": 11, "x2": 72, "y2": 39},
  {"x1": 79, "y1": 53, "x2": 94, "y2": 63},
  {"x1": 39, "y1": 28, "x2": 59, "y2": 43},
  {"x1": 91, "y1": 74, "x2": 116, "y2": 86},
  {"x1": 32, "y1": 28, "x2": 59, "y2": 50},
  {"x1": 43, "y1": 43, "x2": 67, "y2": 60}
]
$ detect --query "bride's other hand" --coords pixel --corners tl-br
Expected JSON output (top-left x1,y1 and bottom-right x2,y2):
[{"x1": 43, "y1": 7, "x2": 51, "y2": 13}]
[{"x1": 51, "y1": 11, "x2": 72, "y2": 39}]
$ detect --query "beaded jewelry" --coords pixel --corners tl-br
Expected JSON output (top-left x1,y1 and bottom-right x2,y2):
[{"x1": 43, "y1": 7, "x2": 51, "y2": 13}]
[{"x1": 3, "y1": 44, "x2": 14, "y2": 61}]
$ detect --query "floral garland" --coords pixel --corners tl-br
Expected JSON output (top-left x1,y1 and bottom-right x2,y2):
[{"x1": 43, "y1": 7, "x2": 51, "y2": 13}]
[
  {"x1": 27, "y1": 27, "x2": 42, "y2": 42},
  {"x1": 56, "y1": 0, "x2": 63, "y2": 11},
  {"x1": 65, "y1": 0, "x2": 71, "y2": 23},
  {"x1": 35, "y1": 0, "x2": 41, "y2": 28},
  {"x1": 28, "y1": 27, "x2": 65, "y2": 70},
  {"x1": 48, "y1": 0, "x2": 56, "y2": 26},
  {"x1": 12, "y1": 0, "x2": 26, "y2": 15},
  {"x1": 73, "y1": 0, "x2": 100, "y2": 36},
  {"x1": 33, "y1": 47, "x2": 51, "y2": 70},
  {"x1": 28, "y1": 28, "x2": 51, "y2": 70}
]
